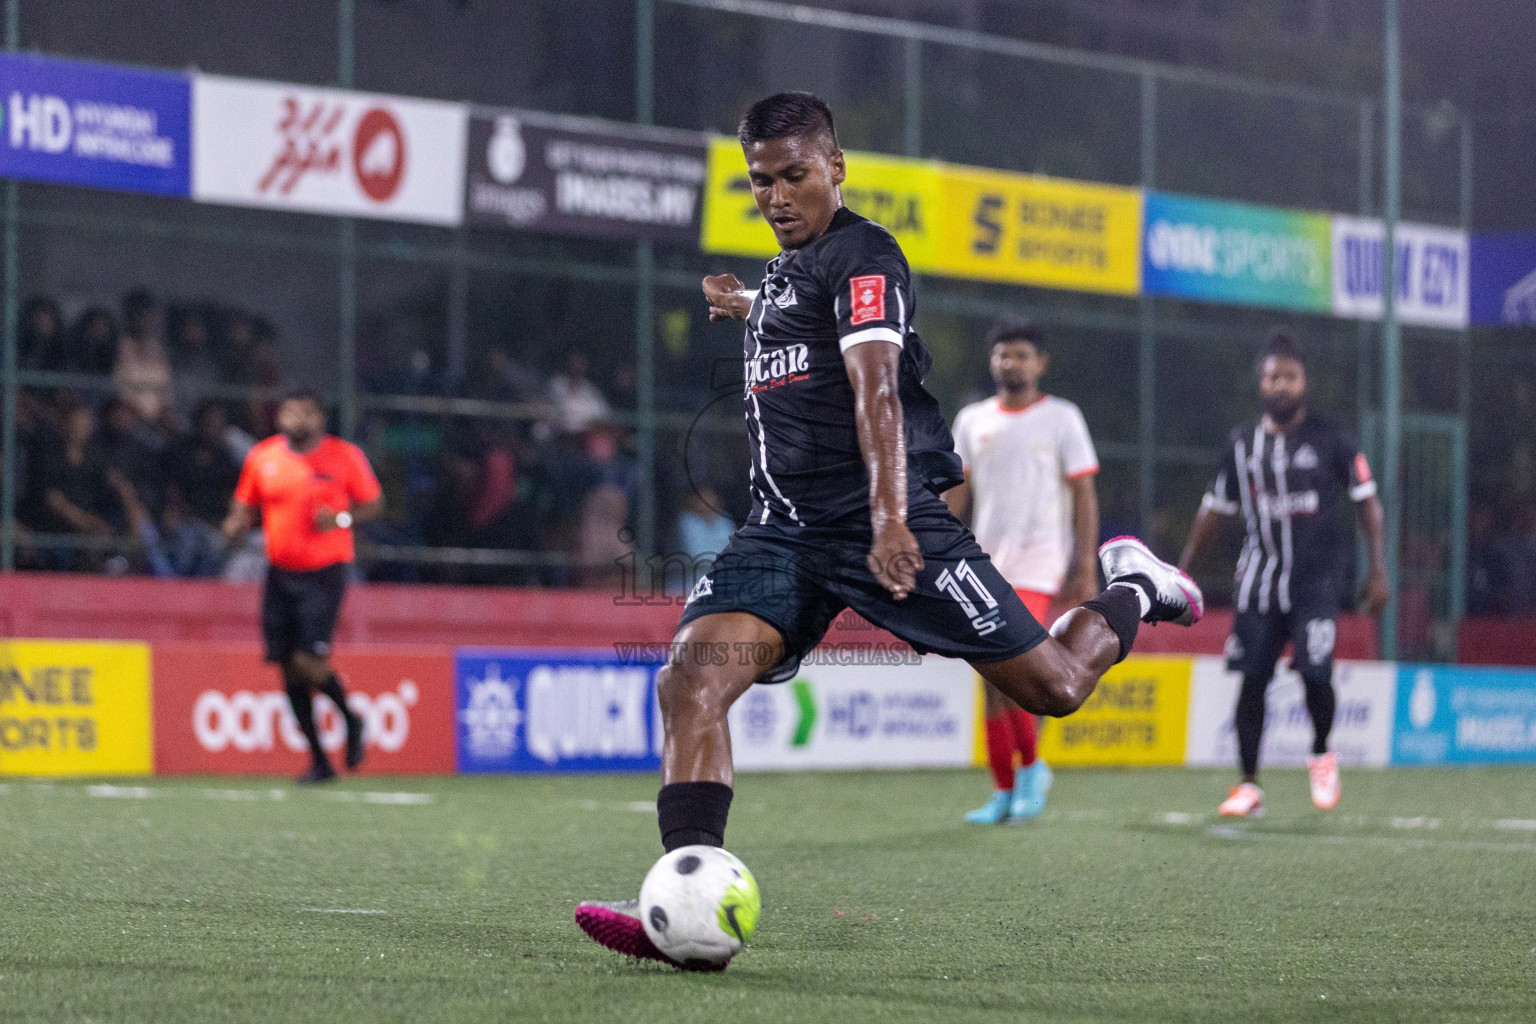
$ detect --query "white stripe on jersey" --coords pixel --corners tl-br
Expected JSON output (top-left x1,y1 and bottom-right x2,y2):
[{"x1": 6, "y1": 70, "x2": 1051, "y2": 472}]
[
  {"x1": 1249, "y1": 423, "x2": 1281, "y2": 614},
  {"x1": 1274, "y1": 435, "x2": 1294, "y2": 613},
  {"x1": 745, "y1": 299, "x2": 801, "y2": 525},
  {"x1": 1234, "y1": 435, "x2": 1262, "y2": 612}
]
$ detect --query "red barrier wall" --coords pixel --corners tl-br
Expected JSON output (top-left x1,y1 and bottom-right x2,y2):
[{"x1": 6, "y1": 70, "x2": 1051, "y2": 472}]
[
  {"x1": 1458, "y1": 619, "x2": 1536, "y2": 666},
  {"x1": 0, "y1": 571, "x2": 1381, "y2": 659}
]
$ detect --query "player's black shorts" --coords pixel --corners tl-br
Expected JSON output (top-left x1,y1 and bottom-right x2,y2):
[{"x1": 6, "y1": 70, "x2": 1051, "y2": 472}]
[
  {"x1": 1228, "y1": 588, "x2": 1340, "y2": 683},
  {"x1": 677, "y1": 500, "x2": 1049, "y2": 670},
  {"x1": 262, "y1": 563, "x2": 350, "y2": 663}
]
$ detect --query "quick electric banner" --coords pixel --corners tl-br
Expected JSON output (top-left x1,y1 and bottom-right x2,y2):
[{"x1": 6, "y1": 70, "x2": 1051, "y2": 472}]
[
  {"x1": 192, "y1": 74, "x2": 466, "y2": 225},
  {"x1": 0, "y1": 52, "x2": 190, "y2": 197},
  {"x1": 1142, "y1": 192, "x2": 1332, "y2": 312},
  {"x1": 1331, "y1": 216, "x2": 1469, "y2": 329},
  {"x1": 465, "y1": 111, "x2": 707, "y2": 243}
]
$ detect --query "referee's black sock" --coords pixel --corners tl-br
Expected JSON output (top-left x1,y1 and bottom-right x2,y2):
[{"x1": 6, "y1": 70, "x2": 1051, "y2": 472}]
[
  {"x1": 318, "y1": 674, "x2": 356, "y2": 724},
  {"x1": 284, "y1": 683, "x2": 328, "y2": 767},
  {"x1": 657, "y1": 781, "x2": 733, "y2": 852}
]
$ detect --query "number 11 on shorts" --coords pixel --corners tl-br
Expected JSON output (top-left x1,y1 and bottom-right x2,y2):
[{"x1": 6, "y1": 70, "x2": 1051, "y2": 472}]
[{"x1": 936, "y1": 560, "x2": 1002, "y2": 636}]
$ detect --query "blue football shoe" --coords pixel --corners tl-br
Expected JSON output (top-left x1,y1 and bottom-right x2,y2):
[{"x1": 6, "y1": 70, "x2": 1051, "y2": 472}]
[
  {"x1": 1009, "y1": 760, "x2": 1053, "y2": 821},
  {"x1": 963, "y1": 790, "x2": 1012, "y2": 825}
]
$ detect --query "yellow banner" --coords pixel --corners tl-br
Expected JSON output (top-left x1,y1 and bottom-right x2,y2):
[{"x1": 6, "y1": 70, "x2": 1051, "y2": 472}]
[
  {"x1": 701, "y1": 137, "x2": 943, "y2": 264},
  {"x1": 702, "y1": 136, "x2": 1142, "y2": 296},
  {"x1": 938, "y1": 166, "x2": 1142, "y2": 295},
  {"x1": 1037, "y1": 656, "x2": 1190, "y2": 766},
  {"x1": 0, "y1": 640, "x2": 153, "y2": 776}
]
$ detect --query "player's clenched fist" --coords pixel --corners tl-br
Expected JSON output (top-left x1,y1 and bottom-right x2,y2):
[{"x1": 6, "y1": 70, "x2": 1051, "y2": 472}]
[{"x1": 702, "y1": 273, "x2": 753, "y2": 322}]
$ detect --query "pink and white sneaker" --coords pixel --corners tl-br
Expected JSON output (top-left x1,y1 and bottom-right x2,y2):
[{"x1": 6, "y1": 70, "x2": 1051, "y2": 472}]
[
  {"x1": 1218, "y1": 782, "x2": 1265, "y2": 818},
  {"x1": 574, "y1": 899, "x2": 728, "y2": 972},
  {"x1": 1307, "y1": 752, "x2": 1340, "y2": 810}
]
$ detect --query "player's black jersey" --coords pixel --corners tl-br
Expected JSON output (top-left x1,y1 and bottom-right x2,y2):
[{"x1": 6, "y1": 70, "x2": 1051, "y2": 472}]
[
  {"x1": 1204, "y1": 414, "x2": 1377, "y2": 614},
  {"x1": 739, "y1": 206, "x2": 962, "y2": 527}
]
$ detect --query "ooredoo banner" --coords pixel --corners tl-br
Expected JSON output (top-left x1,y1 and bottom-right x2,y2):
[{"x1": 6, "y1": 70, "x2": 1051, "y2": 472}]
[
  {"x1": 465, "y1": 111, "x2": 706, "y2": 243},
  {"x1": 0, "y1": 51, "x2": 190, "y2": 197},
  {"x1": 192, "y1": 74, "x2": 466, "y2": 225},
  {"x1": 152, "y1": 643, "x2": 454, "y2": 775},
  {"x1": 1185, "y1": 656, "x2": 1396, "y2": 768},
  {"x1": 0, "y1": 639, "x2": 153, "y2": 777}
]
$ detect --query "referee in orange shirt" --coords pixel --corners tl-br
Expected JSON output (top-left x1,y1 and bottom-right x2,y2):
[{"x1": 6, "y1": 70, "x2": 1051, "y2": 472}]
[{"x1": 222, "y1": 389, "x2": 384, "y2": 783}]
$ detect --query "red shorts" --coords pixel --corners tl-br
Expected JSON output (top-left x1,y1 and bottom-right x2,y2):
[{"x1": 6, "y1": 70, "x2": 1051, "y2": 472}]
[{"x1": 1014, "y1": 588, "x2": 1053, "y2": 625}]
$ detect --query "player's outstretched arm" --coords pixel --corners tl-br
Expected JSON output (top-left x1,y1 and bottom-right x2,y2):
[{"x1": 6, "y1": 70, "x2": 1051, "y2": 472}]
[
  {"x1": 843, "y1": 338, "x2": 921, "y2": 600},
  {"x1": 221, "y1": 499, "x2": 257, "y2": 543},
  {"x1": 1356, "y1": 494, "x2": 1389, "y2": 613},
  {"x1": 1178, "y1": 506, "x2": 1223, "y2": 575},
  {"x1": 701, "y1": 273, "x2": 754, "y2": 322}
]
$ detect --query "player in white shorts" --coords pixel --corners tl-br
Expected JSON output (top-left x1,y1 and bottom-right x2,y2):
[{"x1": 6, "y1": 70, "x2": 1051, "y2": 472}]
[{"x1": 948, "y1": 321, "x2": 1101, "y2": 824}]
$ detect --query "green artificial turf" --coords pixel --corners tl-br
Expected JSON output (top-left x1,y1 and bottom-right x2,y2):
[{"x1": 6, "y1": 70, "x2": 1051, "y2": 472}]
[{"x1": 3, "y1": 768, "x2": 1534, "y2": 1023}]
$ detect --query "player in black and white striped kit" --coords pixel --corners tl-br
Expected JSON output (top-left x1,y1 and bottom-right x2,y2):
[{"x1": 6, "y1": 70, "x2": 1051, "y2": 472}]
[{"x1": 1179, "y1": 329, "x2": 1388, "y2": 817}]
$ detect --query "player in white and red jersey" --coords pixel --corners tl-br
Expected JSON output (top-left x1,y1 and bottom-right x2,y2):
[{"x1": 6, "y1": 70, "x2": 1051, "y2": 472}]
[{"x1": 948, "y1": 321, "x2": 1101, "y2": 824}]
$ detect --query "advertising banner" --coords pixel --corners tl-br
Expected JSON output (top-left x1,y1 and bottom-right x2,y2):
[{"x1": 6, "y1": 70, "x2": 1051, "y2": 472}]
[
  {"x1": 151, "y1": 643, "x2": 454, "y2": 775},
  {"x1": 456, "y1": 648, "x2": 660, "y2": 773},
  {"x1": 1393, "y1": 665, "x2": 1536, "y2": 765},
  {"x1": 936, "y1": 165, "x2": 1142, "y2": 296},
  {"x1": 701, "y1": 136, "x2": 942, "y2": 265},
  {"x1": 0, "y1": 640, "x2": 152, "y2": 777},
  {"x1": 728, "y1": 655, "x2": 976, "y2": 771},
  {"x1": 1469, "y1": 233, "x2": 1536, "y2": 326},
  {"x1": 465, "y1": 111, "x2": 706, "y2": 243},
  {"x1": 192, "y1": 74, "x2": 466, "y2": 225},
  {"x1": 1036, "y1": 656, "x2": 1190, "y2": 766},
  {"x1": 0, "y1": 52, "x2": 190, "y2": 196},
  {"x1": 1330, "y1": 216, "x2": 1469, "y2": 329},
  {"x1": 1185, "y1": 656, "x2": 1396, "y2": 768},
  {"x1": 1142, "y1": 192, "x2": 1331, "y2": 312}
]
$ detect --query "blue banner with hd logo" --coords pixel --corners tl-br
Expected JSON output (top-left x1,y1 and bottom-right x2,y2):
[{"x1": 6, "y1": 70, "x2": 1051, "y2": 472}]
[
  {"x1": 454, "y1": 648, "x2": 661, "y2": 773},
  {"x1": 1393, "y1": 665, "x2": 1536, "y2": 765},
  {"x1": 0, "y1": 52, "x2": 190, "y2": 197}
]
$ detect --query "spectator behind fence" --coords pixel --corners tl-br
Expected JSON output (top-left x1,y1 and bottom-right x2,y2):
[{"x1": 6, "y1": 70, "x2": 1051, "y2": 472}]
[
  {"x1": 38, "y1": 405, "x2": 120, "y2": 564},
  {"x1": 98, "y1": 397, "x2": 168, "y2": 519},
  {"x1": 167, "y1": 401, "x2": 242, "y2": 528},
  {"x1": 168, "y1": 304, "x2": 220, "y2": 416},
  {"x1": 19, "y1": 296, "x2": 63, "y2": 372},
  {"x1": 68, "y1": 306, "x2": 119, "y2": 377},
  {"x1": 115, "y1": 288, "x2": 173, "y2": 427},
  {"x1": 674, "y1": 485, "x2": 734, "y2": 596},
  {"x1": 547, "y1": 351, "x2": 611, "y2": 435}
]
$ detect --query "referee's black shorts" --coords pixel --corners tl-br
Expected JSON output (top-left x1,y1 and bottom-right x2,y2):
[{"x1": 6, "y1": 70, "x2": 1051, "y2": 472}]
[{"x1": 262, "y1": 563, "x2": 350, "y2": 663}]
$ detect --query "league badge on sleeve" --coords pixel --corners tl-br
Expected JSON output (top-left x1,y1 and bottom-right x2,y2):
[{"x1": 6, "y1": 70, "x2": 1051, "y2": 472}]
[{"x1": 849, "y1": 275, "x2": 886, "y2": 325}]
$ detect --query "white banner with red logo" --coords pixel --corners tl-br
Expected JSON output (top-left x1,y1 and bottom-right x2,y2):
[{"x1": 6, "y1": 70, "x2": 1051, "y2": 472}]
[{"x1": 191, "y1": 74, "x2": 466, "y2": 225}]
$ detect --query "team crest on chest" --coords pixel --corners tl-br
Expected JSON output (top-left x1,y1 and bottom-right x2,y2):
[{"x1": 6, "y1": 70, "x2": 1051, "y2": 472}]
[{"x1": 1292, "y1": 443, "x2": 1319, "y2": 469}]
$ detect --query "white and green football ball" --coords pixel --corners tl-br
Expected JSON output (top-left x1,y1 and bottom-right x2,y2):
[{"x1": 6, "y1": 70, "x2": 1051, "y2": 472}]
[{"x1": 639, "y1": 845, "x2": 760, "y2": 966}]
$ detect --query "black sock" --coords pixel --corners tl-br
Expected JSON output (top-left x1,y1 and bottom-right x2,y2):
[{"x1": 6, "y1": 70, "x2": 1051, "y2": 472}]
[
  {"x1": 285, "y1": 683, "x2": 329, "y2": 766},
  {"x1": 657, "y1": 781, "x2": 733, "y2": 852},
  {"x1": 1080, "y1": 585, "x2": 1142, "y2": 663},
  {"x1": 318, "y1": 673, "x2": 356, "y2": 724},
  {"x1": 1302, "y1": 672, "x2": 1336, "y2": 756},
  {"x1": 1235, "y1": 674, "x2": 1269, "y2": 778}
]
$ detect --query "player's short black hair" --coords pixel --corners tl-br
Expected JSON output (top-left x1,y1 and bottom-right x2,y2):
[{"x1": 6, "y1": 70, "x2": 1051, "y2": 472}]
[
  {"x1": 738, "y1": 92, "x2": 839, "y2": 151},
  {"x1": 1257, "y1": 326, "x2": 1306, "y2": 373},
  {"x1": 985, "y1": 319, "x2": 1045, "y2": 354},
  {"x1": 277, "y1": 385, "x2": 323, "y2": 409}
]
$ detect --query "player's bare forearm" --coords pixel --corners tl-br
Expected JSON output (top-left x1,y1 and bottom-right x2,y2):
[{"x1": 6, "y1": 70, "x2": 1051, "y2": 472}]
[
  {"x1": 943, "y1": 478, "x2": 971, "y2": 525},
  {"x1": 221, "y1": 500, "x2": 256, "y2": 542},
  {"x1": 352, "y1": 497, "x2": 385, "y2": 526},
  {"x1": 844, "y1": 339, "x2": 921, "y2": 599},
  {"x1": 1357, "y1": 494, "x2": 1390, "y2": 612},
  {"x1": 1065, "y1": 474, "x2": 1100, "y2": 603},
  {"x1": 1178, "y1": 506, "x2": 1223, "y2": 574}
]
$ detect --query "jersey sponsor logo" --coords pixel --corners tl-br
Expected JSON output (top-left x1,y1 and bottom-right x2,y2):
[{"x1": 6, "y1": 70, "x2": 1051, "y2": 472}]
[
  {"x1": 1354, "y1": 452, "x2": 1373, "y2": 483},
  {"x1": 1256, "y1": 489, "x2": 1320, "y2": 519},
  {"x1": 744, "y1": 343, "x2": 810, "y2": 393},
  {"x1": 849, "y1": 274, "x2": 886, "y2": 325},
  {"x1": 1292, "y1": 443, "x2": 1319, "y2": 469},
  {"x1": 935, "y1": 560, "x2": 1002, "y2": 636}
]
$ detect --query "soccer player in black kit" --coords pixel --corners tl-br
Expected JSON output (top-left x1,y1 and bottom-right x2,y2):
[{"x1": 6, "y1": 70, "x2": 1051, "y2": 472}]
[
  {"x1": 1179, "y1": 329, "x2": 1388, "y2": 818},
  {"x1": 575, "y1": 92, "x2": 1204, "y2": 968}
]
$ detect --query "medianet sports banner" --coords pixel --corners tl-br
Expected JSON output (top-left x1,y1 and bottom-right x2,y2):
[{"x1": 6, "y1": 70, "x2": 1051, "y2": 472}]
[{"x1": 191, "y1": 74, "x2": 466, "y2": 225}]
